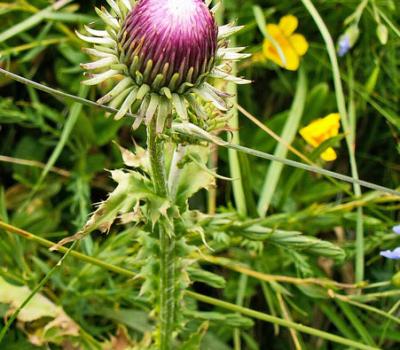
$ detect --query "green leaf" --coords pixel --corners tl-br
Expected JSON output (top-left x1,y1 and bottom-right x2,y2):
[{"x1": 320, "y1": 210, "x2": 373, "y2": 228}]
[
  {"x1": 56, "y1": 169, "x2": 165, "y2": 246},
  {"x1": 180, "y1": 322, "x2": 209, "y2": 350},
  {"x1": 296, "y1": 284, "x2": 329, "y2": 299},
  {"x1": 175, "y1": 146, "x2": 215, "y2": 207},
  {"x1": 97, "y1": 308, "x2": 152, "y2": 333},
  {"x1": 184, "y1": 310, "x2": 254, "y2": 328},
  {"x1": 303, "y1": 83, "x2": 330, "y2": 123},
  {"x1": 187, "y1": 267, "x2": 226, "y2": 289}
]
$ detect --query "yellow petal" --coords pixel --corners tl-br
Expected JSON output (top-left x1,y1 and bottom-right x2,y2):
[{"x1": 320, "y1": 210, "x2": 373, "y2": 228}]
[
  {"x1": 321, "y1": 148, "x2": 337, "y2": 162},
  {"x1": 279, "y1": 15, "x2": 298, "y2": 36},
  {"x1": 289, "y1": 34, "x2": 309, "y2": 56},
  {"x1": 281, "y1": 45, "x2": 300, "y2": 71},
  {"x1": 324, "y1": 113, "x2": 340, "y2": 122},
  {"x1": 263, "y1": 40, "x2": 283, "y2": 67},
  {"x1": 263, "y1": 31, "x2": 291, "y2": 68},
  {"x1": 300, "y1": 125, "x2": 319, "y2": 147},
  {"x1": 300, "y1": 113, "x2": 341, "y2": 146},
  {"x1": 300, "y1": 113, "x2": 341, "y2": 161},
  {"x1": 266, "y1": 24, "x2": 282, "y2": 37},
  {"x1": 323, "y1": 113, "x2": 341, "y2": 137},
  {"x1": 263, "y1": 21, "x2": 303, "y2": 70}
]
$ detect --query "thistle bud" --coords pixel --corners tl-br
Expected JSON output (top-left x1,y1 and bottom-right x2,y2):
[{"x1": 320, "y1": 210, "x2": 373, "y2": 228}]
[
  {"x1": 119, "y1": 0, "x2": 218, "y2": 93},
  {"x1": 78, "y1": 0, "x2": 250, "y2": 131}
]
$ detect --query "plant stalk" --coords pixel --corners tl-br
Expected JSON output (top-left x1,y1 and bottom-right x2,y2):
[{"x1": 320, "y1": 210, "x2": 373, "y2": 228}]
[
  {"x1": 168, "y1": 144, "x2": 186, "y2": 200},
  {"x1": 147, "y1": 119, "x2": 175, "y2": 350}
]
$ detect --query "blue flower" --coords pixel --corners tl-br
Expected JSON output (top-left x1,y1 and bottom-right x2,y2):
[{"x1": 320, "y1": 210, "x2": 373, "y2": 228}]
[
  {"x1": 380, "y1": 248, "x2": 400, "y2": 260},
  {"x1": 337, "y1": 25, "x2": 360, "y2": 57},
  {"x1": 338, "y1": 35, "x2": 351, "y2": 57},
  {"x1": 380, "y1": 225, "x2": 400, "y2": 260}
]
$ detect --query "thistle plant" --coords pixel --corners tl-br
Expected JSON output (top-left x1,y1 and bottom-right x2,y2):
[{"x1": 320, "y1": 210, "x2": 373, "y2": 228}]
[
  {"x1": 77, "y1": 0, "x2": 249, "y2": 348},
  {"x1": 3, "y1": 0, "x2": 400, "y2": 349}
]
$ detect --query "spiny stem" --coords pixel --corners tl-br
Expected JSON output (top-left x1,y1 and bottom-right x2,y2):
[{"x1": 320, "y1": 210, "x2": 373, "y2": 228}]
[
  {"x1": 159, "y1": 225, "x2": 176, "y2": 350},
  {"x1": 147, "y1": 120, "x2": 175, "y2": 350},
  {"x1": 168, "y1": 144, "x2": 186, "y2": 200}
]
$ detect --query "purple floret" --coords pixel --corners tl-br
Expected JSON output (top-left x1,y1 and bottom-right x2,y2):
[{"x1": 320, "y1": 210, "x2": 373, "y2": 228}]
[{"x1": 119, "y1": 0, "x2": 218, "y2": 89}]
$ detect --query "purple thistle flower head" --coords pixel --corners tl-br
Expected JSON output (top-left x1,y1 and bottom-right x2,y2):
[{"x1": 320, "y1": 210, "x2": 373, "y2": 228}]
[
  {"x1": 120, "y1": 0, "x2": 218, "y2": 92},
  {"x1": 78, "y1": 0, "x2": 250, "y2": 131}
]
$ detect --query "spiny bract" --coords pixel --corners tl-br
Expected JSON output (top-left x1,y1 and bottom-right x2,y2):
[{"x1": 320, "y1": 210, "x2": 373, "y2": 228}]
[{"x1": 78, "y1": 0, "x2": 250, "y2": 132}]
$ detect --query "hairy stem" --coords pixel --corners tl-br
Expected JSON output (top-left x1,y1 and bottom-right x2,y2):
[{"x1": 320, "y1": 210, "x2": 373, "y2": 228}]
[
  {"x1": 168, "y1": 144, "x2": 186, "y2": 201},
  {"x1": 147, "y1": 120, "x2": 175, "y2": 350},
  {"x1": 159, "y1": 224, "x2": 176, "y2": 350}
]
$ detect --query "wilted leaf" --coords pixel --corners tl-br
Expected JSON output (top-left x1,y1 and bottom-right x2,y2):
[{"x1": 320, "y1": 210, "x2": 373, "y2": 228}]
[
  {"x1": 117, "y1": 143, "x2": 150, "y2": 171},
  {"x1": 0, "y1": 277, "x2": 60, "y2": 322},
  {"x1": 0, "y1": 277, "x2": 80, "y2": 346}
]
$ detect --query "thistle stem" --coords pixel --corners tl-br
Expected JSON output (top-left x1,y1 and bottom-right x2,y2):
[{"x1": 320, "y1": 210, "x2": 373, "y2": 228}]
[
  {"x1": 147, "y1": 119, "x2": 175, "y2": 350},
  {"x1": 159, "y1": 225, "x2": 176, "y2": 350},
  {"x1": 168, "y1": 144, "x2": 186, "y2": 200}
]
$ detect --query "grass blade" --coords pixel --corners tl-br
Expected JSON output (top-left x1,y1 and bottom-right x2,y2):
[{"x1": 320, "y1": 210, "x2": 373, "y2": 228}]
[
  {"x1": 257, "y1": 67, "x2": 307, "y2": 216},
  {"x1": 34, "y1": 85, "x2": 89, "y2": 190},
  {"x1": 0, "y1": 0, "x2": 72, "y2": 43}
]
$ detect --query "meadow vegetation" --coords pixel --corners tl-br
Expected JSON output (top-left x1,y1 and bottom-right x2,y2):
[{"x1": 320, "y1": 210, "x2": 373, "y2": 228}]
[{"x1": 0, "y1": 0, "x2": 399, "y2": 349}]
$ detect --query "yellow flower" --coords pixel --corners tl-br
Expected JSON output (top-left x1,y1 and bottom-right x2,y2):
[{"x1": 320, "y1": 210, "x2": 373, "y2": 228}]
[
  {"x1": 263, "y1": 15, "x2": 309, "y2": 71},
  {"x1": 299, "y1": 113, "x2": 341, "y2": 162}
]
